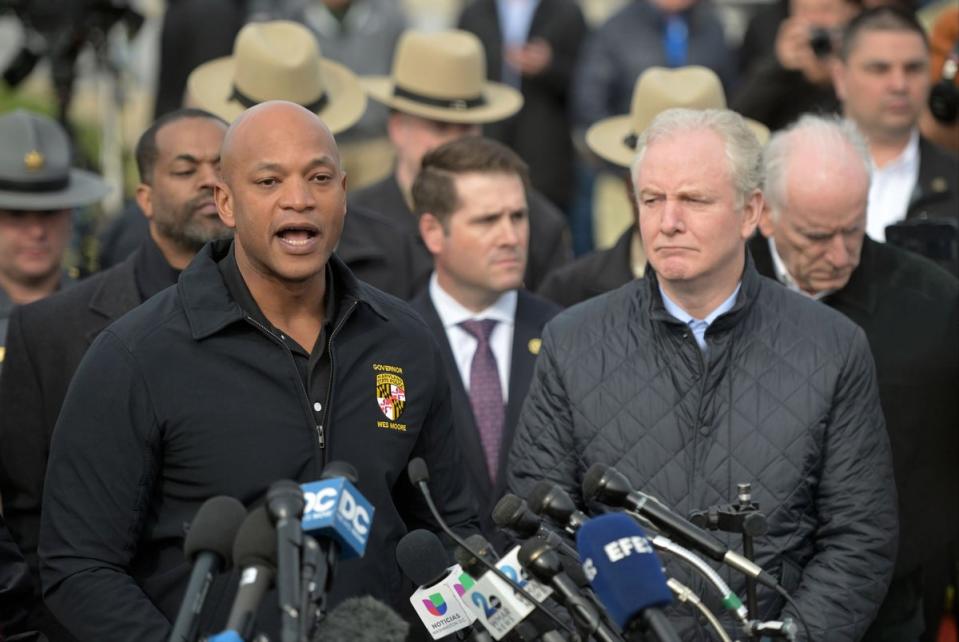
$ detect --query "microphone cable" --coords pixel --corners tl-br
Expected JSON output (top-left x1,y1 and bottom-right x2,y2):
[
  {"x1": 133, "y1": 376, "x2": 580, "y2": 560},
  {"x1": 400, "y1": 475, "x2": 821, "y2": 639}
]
[
  {"x1": 774, "y1": 584, "x2": 811, "y2": 642},
  {"x1": 666, "y1": 578, "x2": 731, "y2": 642}
]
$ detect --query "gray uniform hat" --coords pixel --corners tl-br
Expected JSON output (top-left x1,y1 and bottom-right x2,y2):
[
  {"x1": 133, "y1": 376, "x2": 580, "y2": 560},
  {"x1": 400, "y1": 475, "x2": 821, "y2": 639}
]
[{"x1": 0, "y1": 109, "x2": 109, "y2": 211}]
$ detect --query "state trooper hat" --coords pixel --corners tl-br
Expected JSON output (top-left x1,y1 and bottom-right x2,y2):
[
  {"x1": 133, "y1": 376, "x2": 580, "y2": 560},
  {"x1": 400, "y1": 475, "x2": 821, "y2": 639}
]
[{"x1": 0, "y1": 109, "x2": 109, "y2": 211}]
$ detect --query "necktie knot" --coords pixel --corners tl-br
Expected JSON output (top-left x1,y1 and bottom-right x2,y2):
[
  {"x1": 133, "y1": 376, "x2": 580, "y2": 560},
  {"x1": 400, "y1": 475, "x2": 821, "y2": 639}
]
[{"x1": 460, "y1": 319, "x2": 498, "y2": 344}]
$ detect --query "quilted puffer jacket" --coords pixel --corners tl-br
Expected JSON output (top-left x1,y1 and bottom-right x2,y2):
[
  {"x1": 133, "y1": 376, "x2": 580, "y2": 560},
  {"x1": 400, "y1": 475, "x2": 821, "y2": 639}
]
[{"x1": 507, "y1": 257, "x2": 897, "y2": 641}]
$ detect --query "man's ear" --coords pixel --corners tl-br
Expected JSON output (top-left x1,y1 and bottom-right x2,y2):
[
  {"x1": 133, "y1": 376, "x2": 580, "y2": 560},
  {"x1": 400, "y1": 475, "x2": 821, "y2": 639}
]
[
  {"x1": 757, "y1": 203, "x2": 777, "y2": 239},
  {"x1": 214, "y1": 183, "x2": 236, "y2": 229},
  {"x1": 135, "y1": 184, "x2": 154, "y2": 221},
  {"x1": 740, "y1": 189, "x2": 764, "y2": 240},
  {"x1": 419, "y1": 212, "x2": 446, "y2": 256},
  {"x1": 831, "y1": 58, "x2": 847, "y2": 103},
  {"x1": 386, "y1": 112, "x2": 406, "y2": 148}
]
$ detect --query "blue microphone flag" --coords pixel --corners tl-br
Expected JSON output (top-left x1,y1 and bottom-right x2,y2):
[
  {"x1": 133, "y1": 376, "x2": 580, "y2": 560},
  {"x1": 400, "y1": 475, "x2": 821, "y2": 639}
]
[
  {"x1": 575, "y1": 512, "x2": 672, "y2": 630},
  {"x1": 301, "y1": 477, "x2": 374, "y2": 559}
]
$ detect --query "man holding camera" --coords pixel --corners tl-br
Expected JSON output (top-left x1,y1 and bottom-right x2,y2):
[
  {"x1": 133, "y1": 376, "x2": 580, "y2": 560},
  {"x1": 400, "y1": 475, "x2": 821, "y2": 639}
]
[{"x1": 732, "y1": 0, "x2": 859, "y2": 130}]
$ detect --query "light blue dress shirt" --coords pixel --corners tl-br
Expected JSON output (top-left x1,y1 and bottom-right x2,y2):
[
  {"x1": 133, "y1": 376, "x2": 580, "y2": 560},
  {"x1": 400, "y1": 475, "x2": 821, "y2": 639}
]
[
  {"x1": 659, "y1": 283, "x2": 741, "y2": 352},
  {"x1": 496, "y1": 0, "x2": 541, "y2": 87}
]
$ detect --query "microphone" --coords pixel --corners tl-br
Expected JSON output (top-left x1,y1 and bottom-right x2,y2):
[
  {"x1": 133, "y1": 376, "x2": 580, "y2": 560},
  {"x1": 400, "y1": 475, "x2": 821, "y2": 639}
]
[
  {"x1": 300, "y1": 462, "x2": 373, "y2": 626},
  {"x1": 526, "y1": 481, "x2": 589, "y2": 535},
  {"x1": 397, "y1": 529, "x2": 479, "y2": 639},
  {"x1": 223, "y1": 506, "x2": 278, "y2": 640},
  {"x1": 266, "y1": 479, "x2": 305, "y2": 642},
  {"x1": 575, "y1": 513, "x2": 680, "y2": 642},
  {"x1": 492, "y1": 494, "x2": 580, "y2": 561},
  {"x1": 583, "y1": 464, "x2": 779, "y2": 589},
  {"x1": 455, "y1": 534, "x2": 501, "y2": 570},
  {"x1": 310, "y1": 595, "x2": 410, "y2": 642},
  {"x1": 517, "y1": 540, "x2": 623, "y2": 642},
  {"x1": 456, "y1": 535, "x2": 568, "y2": 642},
  {"x1": 169, "y1": 496, "x2": 247, "y2": 642},
  {"x1": 406, "y1": 458, "x2": 576, "y2": 639},
  {"x1": 301, "y1": 463, "x2": 373, "y2": 560}
]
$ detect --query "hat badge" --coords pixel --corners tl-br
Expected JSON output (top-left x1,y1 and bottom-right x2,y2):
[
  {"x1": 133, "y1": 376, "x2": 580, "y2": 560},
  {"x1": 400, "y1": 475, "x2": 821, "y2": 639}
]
[{"x1": 24, "y1": 150, "x2": 45, "y2": 171}]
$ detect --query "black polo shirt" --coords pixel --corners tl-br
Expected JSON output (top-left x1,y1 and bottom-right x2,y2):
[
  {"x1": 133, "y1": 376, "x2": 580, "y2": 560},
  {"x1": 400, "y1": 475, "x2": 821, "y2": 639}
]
[{"x1": 217, "y1": 244, "x2": 340, "y2": 442}]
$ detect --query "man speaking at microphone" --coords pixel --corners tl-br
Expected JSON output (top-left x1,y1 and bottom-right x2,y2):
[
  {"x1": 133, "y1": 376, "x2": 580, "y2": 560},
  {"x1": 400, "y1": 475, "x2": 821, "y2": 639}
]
[
  {"x1": 38, "y1": 101, "x2": 479, "y2": 641},
  {"x1": 507, "y1": 108, "x2": 897, "y2": 640}
]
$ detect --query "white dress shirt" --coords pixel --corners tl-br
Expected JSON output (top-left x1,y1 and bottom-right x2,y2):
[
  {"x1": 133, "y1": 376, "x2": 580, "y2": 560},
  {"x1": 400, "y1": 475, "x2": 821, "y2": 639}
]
[
  {"x1": 429, "y1": 274, "x2": 517, "y2": 401},
  {"x1": 867, "y1": 129, "x2": 920, "y2": 242}
]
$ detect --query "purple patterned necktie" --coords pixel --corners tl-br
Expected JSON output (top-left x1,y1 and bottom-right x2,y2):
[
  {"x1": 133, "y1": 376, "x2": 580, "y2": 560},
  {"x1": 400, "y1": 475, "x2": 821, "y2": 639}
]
[{"x1": 460, "y1": 319, "x2": 505, "y2": 482}]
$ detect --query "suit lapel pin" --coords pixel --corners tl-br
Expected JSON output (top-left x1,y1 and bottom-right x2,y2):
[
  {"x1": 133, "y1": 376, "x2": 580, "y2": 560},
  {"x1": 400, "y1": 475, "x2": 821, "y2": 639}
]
[{"x1": 528, "y1": 338, "x2": 542, "y2": 355}]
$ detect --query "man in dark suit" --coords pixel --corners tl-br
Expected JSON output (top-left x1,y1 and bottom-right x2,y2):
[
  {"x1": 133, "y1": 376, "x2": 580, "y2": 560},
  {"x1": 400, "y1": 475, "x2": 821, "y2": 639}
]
[
  {"x1": 409, "y1": 137, "x2": 559, "y2": 535},
  {"x1": 832, "y1": 6, "x2": 959, "y2": 275},
  {"x1": 352, "y1": 29, "x2": 572, "y2": 296},
  {"x1": 458, "y1": 0, "x2": 587, "y2": 211},
  {"x1": 753, "y1": 114, "x2": 959, "y2": 640},
  {"x1": 0, "y1": 107, "x2": 229, "y2": 641}
]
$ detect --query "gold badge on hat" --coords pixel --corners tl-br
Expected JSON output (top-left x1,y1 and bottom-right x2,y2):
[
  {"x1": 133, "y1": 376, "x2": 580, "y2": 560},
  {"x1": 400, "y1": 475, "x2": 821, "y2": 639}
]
[
  {"x1": 528, "y1": 338, "x2": 542, "y2": 355},
  {"x1": 931, "y1": 177, "x2": 948, "y2": 193},
  {"x1": 24, "y1": 150, "x2": 45, "y2": 171}
]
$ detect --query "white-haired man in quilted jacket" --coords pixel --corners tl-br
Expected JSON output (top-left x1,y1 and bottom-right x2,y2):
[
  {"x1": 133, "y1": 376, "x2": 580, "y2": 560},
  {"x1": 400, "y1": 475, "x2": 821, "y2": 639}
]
[{"x1": 507, "y1": 107, "x2": 897, "y2": 641}]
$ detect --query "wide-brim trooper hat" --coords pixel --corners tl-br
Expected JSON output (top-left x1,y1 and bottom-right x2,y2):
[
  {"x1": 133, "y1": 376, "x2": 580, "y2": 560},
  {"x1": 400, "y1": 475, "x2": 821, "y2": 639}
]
[
  {"x1": 187, "y1": 20, "x2": 368, "y2": 132},
  {"x1": 586, "y1": 66, "x2": 770, "y2": 168},
  {"x1": 362, "y1": 30, "x2": 524, "y2": 124},
  {"x1": 0, "y1": 109, "x2": 109, "y2": 211}
]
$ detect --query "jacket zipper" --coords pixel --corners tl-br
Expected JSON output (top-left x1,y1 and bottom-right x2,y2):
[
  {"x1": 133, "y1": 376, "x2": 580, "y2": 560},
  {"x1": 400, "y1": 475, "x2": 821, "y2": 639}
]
[
  {"x1": 319, "y1": 300, "x2": 358, "y2": 453},
  {"x1": 244, "y1": 314, "x2": 320, "y2": 449}
]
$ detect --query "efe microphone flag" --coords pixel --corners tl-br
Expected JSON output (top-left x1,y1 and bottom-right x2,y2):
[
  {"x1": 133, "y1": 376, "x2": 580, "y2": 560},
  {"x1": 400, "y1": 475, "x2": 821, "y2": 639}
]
[{"x1": 576, "y1": 512, "x2": 673, "y2": 630}]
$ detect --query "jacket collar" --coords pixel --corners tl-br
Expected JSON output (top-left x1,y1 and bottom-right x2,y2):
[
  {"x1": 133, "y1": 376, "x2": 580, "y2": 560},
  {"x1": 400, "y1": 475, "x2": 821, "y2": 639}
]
[
  {"x1": 89, "y1": 250, "x2": 142, "y2": 321},
  {"x1": 821, "y1": 237, "x2": 879, "y2": 315},
  {"x1": 178, "y1": 239, "x2": 389, "y2": 340},
  {"x1": 750, "y1": 233, "x2": 879, "y2": 315},
  {"x1": 594, "y1": 226, "x2": 638, "y2": 296},
  {"x1": 645, "y1": 249, "x2": 762, "y2": 330},
  {"x1": 909, "y1": 136, "x2": 956, "y2": 211}
]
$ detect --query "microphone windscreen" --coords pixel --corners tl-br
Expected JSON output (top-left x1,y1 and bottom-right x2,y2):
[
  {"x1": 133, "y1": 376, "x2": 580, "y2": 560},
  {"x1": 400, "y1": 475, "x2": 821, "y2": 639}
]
[
  {"x1": 396, "y1": 529, "x2": 449, "y2": 587},
  {"x1": 183, "y1": 496, "x2": 247, "y2": 566},
  {"x1": 581, "y1": 463, "x2": 609, "y2": 501},
  {"x1": 407, "y1": 457, "x2": 429, "y2": 485},
  {"x1": 491, "y1": 494, "x2": 525, "y2": 528},
  {"x1": 321, "y1": 460, "x2": 359, "y2": 483},
  {"x1": 232, "y1": 505, "x2": 277, "y2": 570},
  {"x1": 576, "y1": 512, "x2": 672, "y2": 630},
  {"x1": 312, "y1": 596, "x2": 410, "y2": 642},
  {"x1": 526, "y1": 480, "x2": 555, "y2": 515}
]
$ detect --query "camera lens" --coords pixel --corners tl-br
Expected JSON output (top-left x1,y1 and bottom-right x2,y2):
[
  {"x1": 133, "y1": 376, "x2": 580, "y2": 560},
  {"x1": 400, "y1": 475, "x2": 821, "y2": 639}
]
[{"x1": 809, "y1": 27, "x2": 833, "y2": 58}]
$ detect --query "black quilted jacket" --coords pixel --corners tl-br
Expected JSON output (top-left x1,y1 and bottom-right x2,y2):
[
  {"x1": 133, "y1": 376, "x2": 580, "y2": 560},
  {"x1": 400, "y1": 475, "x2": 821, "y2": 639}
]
[{"x1": 507, "y1": 257, "x2": 897, "y2": 641}]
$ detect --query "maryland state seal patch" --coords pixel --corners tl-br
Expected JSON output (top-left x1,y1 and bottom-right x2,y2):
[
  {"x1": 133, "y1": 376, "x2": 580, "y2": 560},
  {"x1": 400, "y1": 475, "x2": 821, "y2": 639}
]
[{"x1": 376, "y1": 373, "x2": 406, "y2": 421}]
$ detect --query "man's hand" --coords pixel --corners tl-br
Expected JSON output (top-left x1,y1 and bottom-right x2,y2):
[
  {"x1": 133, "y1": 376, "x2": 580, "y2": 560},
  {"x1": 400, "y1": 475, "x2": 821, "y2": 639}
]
[
  {"x1": 775, "y1": 18, "x2": 833, "y2": 85},
  {"x1": 506, "y1": 38, "x2": 553, "y2": 76}
]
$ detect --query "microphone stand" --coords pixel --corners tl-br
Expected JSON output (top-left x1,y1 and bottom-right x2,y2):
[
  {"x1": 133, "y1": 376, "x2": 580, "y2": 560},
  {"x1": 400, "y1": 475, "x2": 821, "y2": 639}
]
[
  {"x1": 689, "y1": 482, "x2": 768, "y2": 635},
  {"x1": 299, "y1": 536, "x2": 322, "y2": 642}
]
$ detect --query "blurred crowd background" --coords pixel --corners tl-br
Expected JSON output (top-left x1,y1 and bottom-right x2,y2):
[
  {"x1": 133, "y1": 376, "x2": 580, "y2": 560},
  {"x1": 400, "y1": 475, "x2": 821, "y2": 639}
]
[{"x1": 3, "y1": 0, "x2": 952, "y2": 277}]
